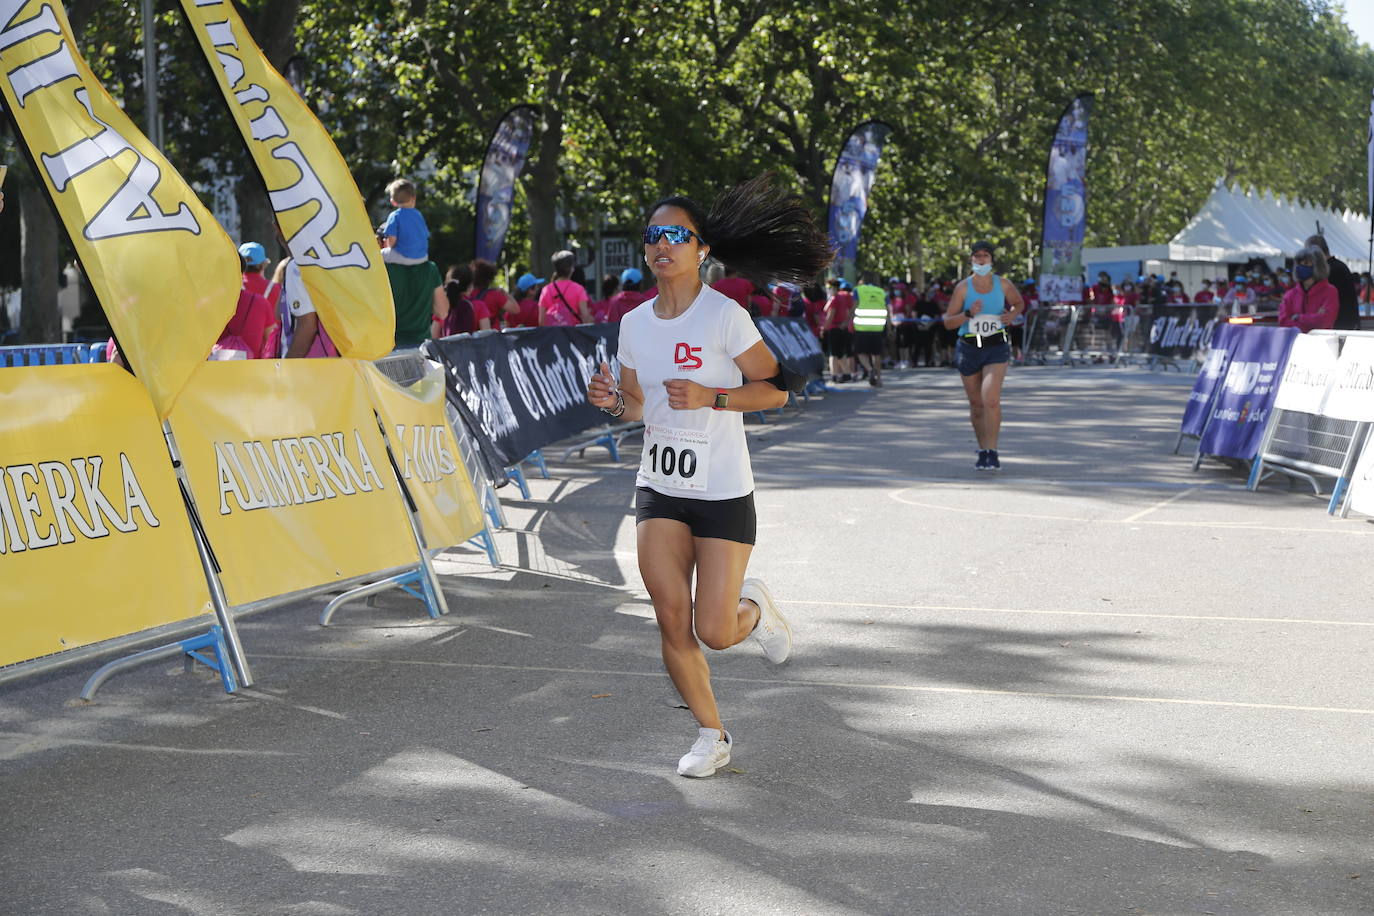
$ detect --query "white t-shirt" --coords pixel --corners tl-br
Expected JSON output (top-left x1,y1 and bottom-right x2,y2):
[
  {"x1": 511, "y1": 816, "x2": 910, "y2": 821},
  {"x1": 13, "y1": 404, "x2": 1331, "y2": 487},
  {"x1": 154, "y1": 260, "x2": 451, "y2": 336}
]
[
  {"x1": 281, "y1": 260, "x2": 316, "y2": 318},
  {"x1": 618, "y1": 285, "x2": 763, "y2": 500}
]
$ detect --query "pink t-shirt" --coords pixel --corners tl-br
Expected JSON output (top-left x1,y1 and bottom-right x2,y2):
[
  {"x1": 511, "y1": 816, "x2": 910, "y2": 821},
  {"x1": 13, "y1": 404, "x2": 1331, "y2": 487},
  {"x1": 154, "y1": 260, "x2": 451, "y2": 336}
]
[
  {"x1": 711, "y1": 277, "x2": 754, "y2": 310},
  {"x1": 606, "y1": 290, "x2": 649, "y2": 322},
  {"x1": 538, "y1": 279, "x2": 588, "y2": 326},
  {"x1": 471, "y1": 289, "x2": 505, "y2": 329}
]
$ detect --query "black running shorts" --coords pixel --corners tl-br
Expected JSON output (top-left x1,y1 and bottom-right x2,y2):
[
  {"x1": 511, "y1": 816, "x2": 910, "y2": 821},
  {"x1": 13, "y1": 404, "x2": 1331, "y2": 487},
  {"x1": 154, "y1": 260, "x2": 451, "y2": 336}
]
[{"x1": 635, "y1": 487, "x2": 757, "y2": 545}]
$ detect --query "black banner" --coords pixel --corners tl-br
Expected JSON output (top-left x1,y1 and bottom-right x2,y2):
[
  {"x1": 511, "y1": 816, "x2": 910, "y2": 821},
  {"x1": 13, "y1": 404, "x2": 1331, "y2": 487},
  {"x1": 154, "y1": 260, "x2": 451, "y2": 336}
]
[
  {"x1": 1148, "y1": 305, "x2": 1222, "y2": 362},
  {"x1": 424, "y1": 327, "x2": 619, "y2": 478},
  {"x1": 424, "y1": 317, "x2": 820, "y2": 484},
  {"x1": 755, "y1": 317, "x2": 825, "y2": 385}
]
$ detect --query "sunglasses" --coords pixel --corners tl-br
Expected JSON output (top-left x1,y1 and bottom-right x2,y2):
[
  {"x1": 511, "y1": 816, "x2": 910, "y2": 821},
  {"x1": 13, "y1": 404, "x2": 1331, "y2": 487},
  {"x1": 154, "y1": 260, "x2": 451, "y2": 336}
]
[{"x1": 642, "y1": 224, "x2": 703, "y2": 246}]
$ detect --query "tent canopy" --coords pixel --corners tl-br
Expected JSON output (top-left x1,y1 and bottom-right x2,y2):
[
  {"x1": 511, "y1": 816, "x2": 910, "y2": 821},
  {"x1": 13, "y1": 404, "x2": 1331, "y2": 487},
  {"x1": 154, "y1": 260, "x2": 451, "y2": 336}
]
[
  {"x1": 1083, "y1": 180, "x2": 1371, "y2": 272},
  {"x1": 1172, "y1": 180, "x2": 1370, "y2": 265}
]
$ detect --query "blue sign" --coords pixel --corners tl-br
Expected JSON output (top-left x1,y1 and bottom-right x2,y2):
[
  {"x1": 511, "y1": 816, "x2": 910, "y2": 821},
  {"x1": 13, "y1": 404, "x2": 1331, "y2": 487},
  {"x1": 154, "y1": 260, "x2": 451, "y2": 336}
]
[
  {"x1": 1180, "y1": 323, "x2": 1238, "y2": 437},
  {"x1": 1197, "y1": 325, "x2": 1299, "y2": 460},
  {"x1": 827, "y1": 121, "x2": 891, "y2": 282},
  {"x1": 1039, "y1": 95, "x2": 1092, "y2": 304},
  {"x1": 475, "y1": 106, "x2": 538, "y2": 263}
]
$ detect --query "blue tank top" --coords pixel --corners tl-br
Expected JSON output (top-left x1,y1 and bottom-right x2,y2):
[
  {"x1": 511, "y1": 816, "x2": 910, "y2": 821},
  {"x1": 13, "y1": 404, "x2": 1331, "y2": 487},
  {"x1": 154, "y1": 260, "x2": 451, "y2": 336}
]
[{"x1": 958, "y1": 275, "x2": 1005, "y2": 336}]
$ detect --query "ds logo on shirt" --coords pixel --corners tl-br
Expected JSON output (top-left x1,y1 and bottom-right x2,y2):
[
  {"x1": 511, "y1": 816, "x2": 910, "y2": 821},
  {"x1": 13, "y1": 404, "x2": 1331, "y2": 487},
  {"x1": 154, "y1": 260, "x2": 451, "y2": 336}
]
[{"x1": 674, "y1": 343, "x2": 703, "y2": 371}]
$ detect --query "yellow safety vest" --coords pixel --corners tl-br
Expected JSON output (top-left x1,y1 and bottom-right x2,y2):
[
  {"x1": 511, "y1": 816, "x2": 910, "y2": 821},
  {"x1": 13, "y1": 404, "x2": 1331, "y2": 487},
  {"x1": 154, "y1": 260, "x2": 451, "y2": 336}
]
[{"x1": 853, "y1": 284, "x2": 889, "y2": 331}]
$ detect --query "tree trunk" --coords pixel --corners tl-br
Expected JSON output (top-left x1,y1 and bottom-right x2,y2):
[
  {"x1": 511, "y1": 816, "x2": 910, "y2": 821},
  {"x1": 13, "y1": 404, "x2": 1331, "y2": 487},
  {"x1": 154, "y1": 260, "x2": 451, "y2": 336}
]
[
  {"x1": 236, "y1": 171, "x2": 277, "y2": 260},
  {"x1": 18, "y1": 182, "x2": 61, "y2": 344},
  {"x1": 523, "y1": 105, "x2": 564, "y2": 280}
]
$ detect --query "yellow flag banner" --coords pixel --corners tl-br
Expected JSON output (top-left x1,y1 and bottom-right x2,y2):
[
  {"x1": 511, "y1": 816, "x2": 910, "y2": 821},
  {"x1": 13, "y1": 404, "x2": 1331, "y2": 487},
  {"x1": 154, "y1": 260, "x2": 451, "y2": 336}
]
[
  {"x1": 168, "y1": 359, "x2": 418, "y2": 606},
  {"x1": 0, "y1": 365, "x2": 213, "y2": 669},
  {"x1": 179, "y1": 0, "x2": 395, "y2": 359},
  {"x1": 358, "y1": 362, "x2": 486, "y2": 550},
  {"x1": 0, "y1": 1, "x2": 239, "y2": 418}
]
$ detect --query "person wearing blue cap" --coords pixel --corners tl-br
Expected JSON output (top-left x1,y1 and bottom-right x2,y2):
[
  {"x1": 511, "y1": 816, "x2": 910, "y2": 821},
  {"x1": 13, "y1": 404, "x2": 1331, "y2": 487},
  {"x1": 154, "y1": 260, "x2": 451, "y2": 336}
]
[
  {"x1": 505, "y1": 272, "x2": 546, "y2": 328},
  {"x1": 238, "y1": 241, "x2": 281, "y2": 351},
  {"x1": 606, "y1": 267, "x2": 649, "y2": 321}
]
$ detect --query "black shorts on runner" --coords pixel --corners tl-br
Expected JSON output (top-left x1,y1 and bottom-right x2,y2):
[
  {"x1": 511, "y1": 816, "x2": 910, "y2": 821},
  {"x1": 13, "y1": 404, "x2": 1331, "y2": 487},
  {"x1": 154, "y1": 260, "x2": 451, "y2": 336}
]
[
  {"x1": 635, "y1": 487, "x2": 757, "y2": 545},
  {"x1": 852, "y1": 330, "x2": 885, "y2": 356},
  {"x1": 823, "y1": 328, "x2": 852, "y2": 358}
]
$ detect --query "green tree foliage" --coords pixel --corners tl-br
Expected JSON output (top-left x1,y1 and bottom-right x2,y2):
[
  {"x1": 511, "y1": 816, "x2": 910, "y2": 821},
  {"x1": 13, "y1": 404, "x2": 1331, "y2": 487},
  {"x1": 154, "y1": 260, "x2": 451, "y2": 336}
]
[{"x1": 10, "y1": 0, "x2": 1374, "y2": 342}]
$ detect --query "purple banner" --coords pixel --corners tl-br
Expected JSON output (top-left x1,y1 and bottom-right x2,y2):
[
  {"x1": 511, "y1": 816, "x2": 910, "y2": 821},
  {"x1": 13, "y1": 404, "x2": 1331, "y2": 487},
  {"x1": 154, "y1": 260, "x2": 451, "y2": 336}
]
[
  {"x1": 1039, "y1": 95, "x2": 1093, "y2": 304},
  {"x1": 1180, "y1": 323, "x2": 1239, "y2": 438},
  {"x1": 1197, "y1": 325, "x2": 1299, "y2": 460},
  {"x1": 827, "y1": 121, "x2": 892, "y2": 282},
  {"x1": 475, "y1": 105, "x2": 538, "y2": 263}
]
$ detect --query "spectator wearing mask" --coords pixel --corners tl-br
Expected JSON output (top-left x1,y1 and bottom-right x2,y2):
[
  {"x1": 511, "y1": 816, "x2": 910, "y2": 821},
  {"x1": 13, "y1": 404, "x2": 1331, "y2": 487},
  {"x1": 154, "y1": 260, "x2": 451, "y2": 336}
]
[
  {"x1": 1193, "y1": 278, "x2": 1215, "y2": 303},
  {"x1": 1279, "y1": 245, "x2": 1337, "y2": 333},
  {"x1": 1222, "y1": 276, "x2": 1256, "y2": 316},
  {"x1": 1303, "y1": 235, "x2": 1359, "y2": 330}
]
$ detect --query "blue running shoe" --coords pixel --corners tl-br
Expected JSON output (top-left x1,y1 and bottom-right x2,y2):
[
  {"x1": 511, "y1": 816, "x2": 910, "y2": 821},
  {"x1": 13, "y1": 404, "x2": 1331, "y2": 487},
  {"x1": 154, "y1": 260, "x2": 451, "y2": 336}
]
[
  {"x1": 975, "y1": 449, "x2": 989, "y2": 470},
  {"x1": 987, "y1": 450, "x2": 1001, "y2": 470}
]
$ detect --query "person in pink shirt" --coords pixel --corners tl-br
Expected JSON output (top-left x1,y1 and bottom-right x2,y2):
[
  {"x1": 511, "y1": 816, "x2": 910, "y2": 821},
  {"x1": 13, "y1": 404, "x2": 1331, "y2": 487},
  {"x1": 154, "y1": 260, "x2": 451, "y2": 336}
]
[
  {"x1": 507, "y1": 273, "x2": 544, "y2": 328},
  {"x1": 591, "y1": 273, "x2": 619, "y2": 323},
  {"x1": 239, "y1": 241, "x2": 282, "y2": 356},
  {"x1": 1193, "y1": 278, "x2": 1215, "y2": 303},
  {"x1": 1279, "y1": 245, "x2": 1338, "y2": 332},
  {"x1": 469, "y1": 259, "x2": 519, "y2": 330},
  {"x1": 538, "y1": 250, "x2": 593, "y2": 326},
  {"x1": 606, "y1": 268, "x2": 650, "y2": 321},
  {"x1": 711, "y1": 270, "x2": 754, "y2": 310}
]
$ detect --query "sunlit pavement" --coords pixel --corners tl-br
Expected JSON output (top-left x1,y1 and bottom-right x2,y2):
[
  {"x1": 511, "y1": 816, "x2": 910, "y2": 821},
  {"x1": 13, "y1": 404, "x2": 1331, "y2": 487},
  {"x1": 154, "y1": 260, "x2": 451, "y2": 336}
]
[{"x1": 3, "y1": 365, "x2": 1371, "y2": 915}]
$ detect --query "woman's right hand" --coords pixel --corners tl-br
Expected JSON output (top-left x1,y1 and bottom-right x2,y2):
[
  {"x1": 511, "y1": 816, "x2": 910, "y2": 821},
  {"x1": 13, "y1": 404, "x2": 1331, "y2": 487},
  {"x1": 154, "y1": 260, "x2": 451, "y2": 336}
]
[{"x1": 587, "y1": 361, "x2": 619, "y2": 409}]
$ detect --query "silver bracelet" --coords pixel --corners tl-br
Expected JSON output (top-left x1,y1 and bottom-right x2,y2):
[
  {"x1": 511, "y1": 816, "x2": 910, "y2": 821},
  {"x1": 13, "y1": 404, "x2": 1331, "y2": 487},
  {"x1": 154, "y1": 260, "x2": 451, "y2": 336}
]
[{"x1": 600, "y1": 392, "x2": 625, "y2": 417}]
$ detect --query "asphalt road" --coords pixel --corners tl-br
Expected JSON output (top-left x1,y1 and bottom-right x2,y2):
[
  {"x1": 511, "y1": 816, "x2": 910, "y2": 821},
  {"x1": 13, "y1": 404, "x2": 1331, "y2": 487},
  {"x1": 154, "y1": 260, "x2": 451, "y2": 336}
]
[{"x1": 3, "y1": 365, "x2": 1372, "y2": 916}]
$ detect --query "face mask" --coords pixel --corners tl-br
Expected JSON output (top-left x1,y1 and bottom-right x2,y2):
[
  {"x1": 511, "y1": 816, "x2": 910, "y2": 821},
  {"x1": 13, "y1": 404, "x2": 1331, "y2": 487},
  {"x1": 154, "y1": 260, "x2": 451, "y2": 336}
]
[
  {"x1": 1295, "y1": 264, "x2": 1314, "y2": 281},
  {"x1": 971, "y1": 263, "x2": 993, "y2": 277}
]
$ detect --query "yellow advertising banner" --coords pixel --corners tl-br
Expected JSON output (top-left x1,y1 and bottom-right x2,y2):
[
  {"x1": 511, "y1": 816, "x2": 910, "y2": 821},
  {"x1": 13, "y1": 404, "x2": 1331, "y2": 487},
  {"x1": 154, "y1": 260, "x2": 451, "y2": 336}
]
[
  {"x1": 0, "y1": 1, "x2": 239, "y2": 418},
  {"x1": 167, "y1": 359, "x2": 418, "y2": 606},
  {"x1": 180, "y1": 0, "x2": 395, "y2": 359},
  {"x1": 0, "y1": 365, "x2": 212, "y2": 669},
  {"x1": 358, "y1": 363, "x2": 486, "y2": 550}
]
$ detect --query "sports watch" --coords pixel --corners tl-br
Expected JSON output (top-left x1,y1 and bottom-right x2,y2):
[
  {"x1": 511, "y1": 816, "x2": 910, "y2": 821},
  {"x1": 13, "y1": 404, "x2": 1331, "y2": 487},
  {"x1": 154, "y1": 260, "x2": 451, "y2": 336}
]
[{"x1": 713, "y1": 389, "x2": 729, "y2": 410}]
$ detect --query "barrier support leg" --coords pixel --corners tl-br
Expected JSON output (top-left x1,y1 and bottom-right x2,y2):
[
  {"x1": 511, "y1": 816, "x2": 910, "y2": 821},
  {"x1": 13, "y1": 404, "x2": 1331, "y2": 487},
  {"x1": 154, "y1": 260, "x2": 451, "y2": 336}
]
[
  {"x1": 320, "y1": 567, "x2": 431, "y2": 626},
  {"x1": 165, "y1": 422, "x2": 255, "y2": 689},
  {"x1": 506, "y1": 463, "x2": 531, "y2": 499},
  {"x1": 467, "y1": 527, "x2": 500, "y2": 567},
  {"x1": 81, "y1": 625, "x2": 237, "y2": 700},
  {"x1": 526, "y1": 450, "x2": 550, "y2": 479},
  {"x1": 1328, "y1": 422, "x2": 1369, "y2": 515}
]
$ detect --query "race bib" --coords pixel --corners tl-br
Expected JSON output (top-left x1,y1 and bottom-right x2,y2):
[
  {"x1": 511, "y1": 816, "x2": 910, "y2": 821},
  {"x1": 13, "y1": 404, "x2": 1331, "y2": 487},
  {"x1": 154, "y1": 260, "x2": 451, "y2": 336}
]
[
  {"x1": 640, "y1": 424, "x2": 710, "y2": 492},
  {"x1": 968, "y1": 313, "x2": 1004, "y2": 336}
]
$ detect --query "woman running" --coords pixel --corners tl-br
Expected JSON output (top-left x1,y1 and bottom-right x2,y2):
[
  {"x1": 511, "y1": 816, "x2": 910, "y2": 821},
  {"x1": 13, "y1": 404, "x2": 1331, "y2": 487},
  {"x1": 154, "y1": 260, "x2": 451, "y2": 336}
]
[
  {"x1": 586, "y1": 174, "x2": 831, "y2": 777},
  {"x1": 943, "y1": 240, "x2": 1024, "y2": 470}
]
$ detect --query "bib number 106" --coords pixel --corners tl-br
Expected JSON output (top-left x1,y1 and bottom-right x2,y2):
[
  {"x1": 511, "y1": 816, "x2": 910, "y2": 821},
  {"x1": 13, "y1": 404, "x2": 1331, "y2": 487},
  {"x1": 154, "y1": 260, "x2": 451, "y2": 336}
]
[{"x1": 647, "y1": 442, "x2": 698, "y2": 479}]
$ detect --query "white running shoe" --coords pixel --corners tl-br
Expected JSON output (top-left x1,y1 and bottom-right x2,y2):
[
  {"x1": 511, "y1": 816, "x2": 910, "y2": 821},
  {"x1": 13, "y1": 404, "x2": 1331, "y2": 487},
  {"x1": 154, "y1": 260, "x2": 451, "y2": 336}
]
[
  {"x1": 677, "y1": 727, "x2": 732, "y2": 778},
  {"x1": 743, "y1": 578, "x2": 792, "y2": 663}
]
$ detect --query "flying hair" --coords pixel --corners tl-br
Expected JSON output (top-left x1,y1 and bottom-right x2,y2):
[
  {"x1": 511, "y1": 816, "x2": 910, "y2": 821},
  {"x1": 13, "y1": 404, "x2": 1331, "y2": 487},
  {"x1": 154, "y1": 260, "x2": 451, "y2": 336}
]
[{"x1": 647, "y1": 173, "x2": 833, "y2": 286}]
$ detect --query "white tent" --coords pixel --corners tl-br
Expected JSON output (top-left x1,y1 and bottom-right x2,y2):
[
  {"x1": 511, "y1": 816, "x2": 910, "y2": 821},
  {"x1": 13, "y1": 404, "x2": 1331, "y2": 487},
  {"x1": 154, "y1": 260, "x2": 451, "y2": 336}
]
[
  {"x1": 1083, "y1": 180, "x2": 1371, "y2": 287},
  {"x1": 1173, "y1": 181, "x2": 1370, "y2": 265}
]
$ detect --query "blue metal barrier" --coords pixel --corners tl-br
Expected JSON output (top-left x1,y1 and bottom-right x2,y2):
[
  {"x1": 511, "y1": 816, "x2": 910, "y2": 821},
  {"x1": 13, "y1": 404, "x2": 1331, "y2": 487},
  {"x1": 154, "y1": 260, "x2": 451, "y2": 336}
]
[{"x1": 0, "y1": 343, "x2": 100, "y2": 367}]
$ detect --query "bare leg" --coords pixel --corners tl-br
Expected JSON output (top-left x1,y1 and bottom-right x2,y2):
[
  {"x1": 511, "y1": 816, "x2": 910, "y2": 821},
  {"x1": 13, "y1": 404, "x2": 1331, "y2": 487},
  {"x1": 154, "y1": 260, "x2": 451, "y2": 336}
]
[
  {"x1": 636, "y1": 521, "x2": 760, "y2": 732},
  {"x1": 691, "y1": 536, "x2": 760, "y2": 652},
  {"x1": 960, "y1": 370, "x2": 987, "y2": 448},
  {"x1": 979, "y1": 361, "x2": 1009, "y2": 449}
]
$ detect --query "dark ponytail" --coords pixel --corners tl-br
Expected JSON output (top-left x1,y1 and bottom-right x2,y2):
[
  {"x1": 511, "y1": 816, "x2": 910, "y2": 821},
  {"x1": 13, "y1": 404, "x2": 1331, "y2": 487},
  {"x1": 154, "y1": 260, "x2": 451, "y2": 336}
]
[{"x1": 648, "y1": 173, "x2": 833, "y2": 286}]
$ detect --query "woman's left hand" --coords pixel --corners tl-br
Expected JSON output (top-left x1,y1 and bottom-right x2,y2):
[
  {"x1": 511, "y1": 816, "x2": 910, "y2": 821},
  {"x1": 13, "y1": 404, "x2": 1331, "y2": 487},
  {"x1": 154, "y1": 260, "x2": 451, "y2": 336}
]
[{"x1": 663, "y1": 378, "x2": 710, "y2": 410}]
